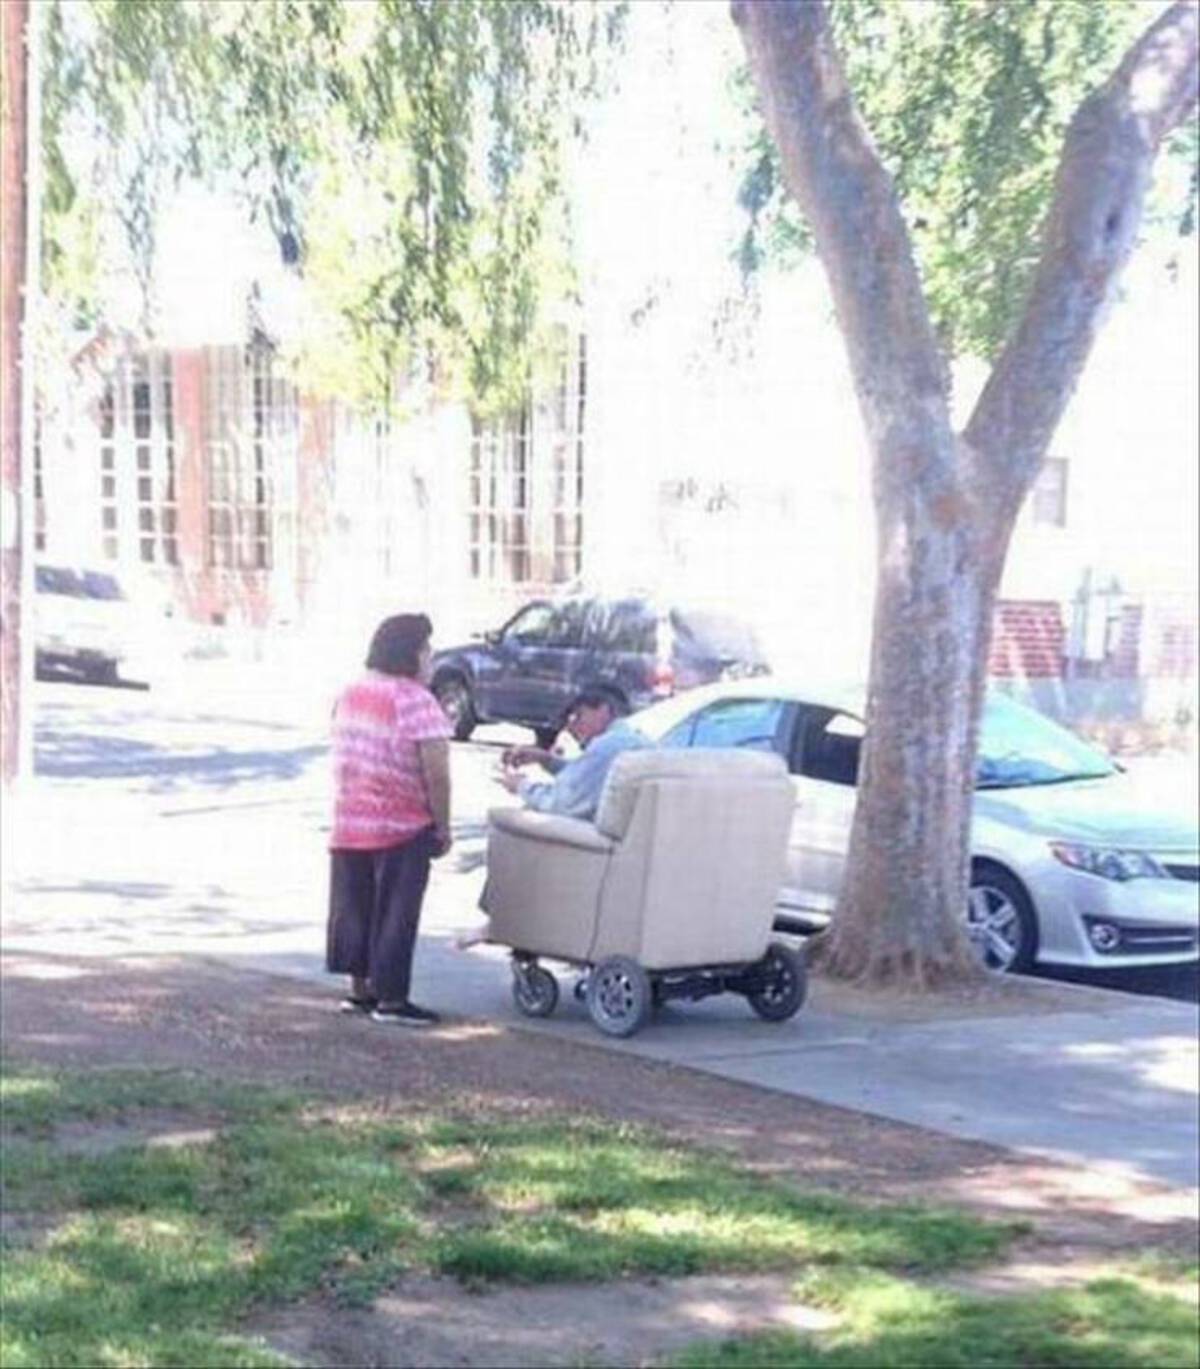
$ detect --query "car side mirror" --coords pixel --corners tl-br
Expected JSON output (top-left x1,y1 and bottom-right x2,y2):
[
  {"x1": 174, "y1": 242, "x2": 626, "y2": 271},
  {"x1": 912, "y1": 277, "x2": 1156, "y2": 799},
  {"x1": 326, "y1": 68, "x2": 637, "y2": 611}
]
[{"x1": 484, "y1": 629, "x2": 502, "y2": 647}]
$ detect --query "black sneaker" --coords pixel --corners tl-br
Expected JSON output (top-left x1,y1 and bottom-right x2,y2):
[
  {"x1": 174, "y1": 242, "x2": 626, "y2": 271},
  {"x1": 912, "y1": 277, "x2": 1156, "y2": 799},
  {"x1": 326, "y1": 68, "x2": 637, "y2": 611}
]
[
  {"x1": 338, "y1": 995, "x2": 378, "y2": 1015},
  {"x1": 371, "y1": 1002, "x2": 441, "y2": 1027}
]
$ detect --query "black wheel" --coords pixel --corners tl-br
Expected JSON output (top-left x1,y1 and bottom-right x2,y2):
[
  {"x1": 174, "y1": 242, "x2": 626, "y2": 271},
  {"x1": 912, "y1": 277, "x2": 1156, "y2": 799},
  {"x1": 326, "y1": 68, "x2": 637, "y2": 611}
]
[
  {"x1": 966, "y1": 865, "x2": 1038, "y2": 973},
  {"x1": 747, "y1": 941, "x2": 808, "y2": 1022},
  {"x1": 586, "y1": 956, "x2": 652, "y2": 1038},
  {"x1": 512, "y1": 962, "x2": 559, "y2": 1018},
  {"x1": 533, "y1": 725, "x2": 560, "y2": 750},
  {"x1": 434, "y1": 675, "x2": 476, "y2": 741}
]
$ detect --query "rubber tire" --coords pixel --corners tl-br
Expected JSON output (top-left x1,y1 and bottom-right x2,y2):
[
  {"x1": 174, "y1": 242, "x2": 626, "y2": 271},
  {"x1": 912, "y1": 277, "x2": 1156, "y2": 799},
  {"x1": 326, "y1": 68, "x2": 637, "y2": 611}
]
[
  {"x1": 512, "y1": 963, "x2": 559, "y2": 1018},
  {"x1": 586, "y1": 956, "x2": 653, "y2": 1038},
  {"x1": 434, "y1": 676, "x2": 476, "y2": 741},
  {"x1": 966, "y1": 865, "x2": 1039, "y2": 974},
  {"x1": 747, "y1": 941, "x2": 808, "y2": 1022}
]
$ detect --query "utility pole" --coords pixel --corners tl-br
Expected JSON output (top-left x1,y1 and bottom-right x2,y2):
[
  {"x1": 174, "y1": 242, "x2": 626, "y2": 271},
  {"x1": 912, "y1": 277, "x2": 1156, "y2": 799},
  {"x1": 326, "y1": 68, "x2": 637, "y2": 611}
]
[{"x1": 1, "y1": 0, "x2": 38, "y2": 791}]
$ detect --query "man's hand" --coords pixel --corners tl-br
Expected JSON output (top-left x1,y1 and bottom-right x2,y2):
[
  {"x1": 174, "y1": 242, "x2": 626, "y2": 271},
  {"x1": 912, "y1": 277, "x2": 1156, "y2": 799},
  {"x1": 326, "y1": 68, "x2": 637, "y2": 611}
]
[
  {"x1": 502, "y1": 744, "x2": 550, "y2": 769},
  {"x1": 496, "y1": 767, "x2": 524, "y2": 796}
]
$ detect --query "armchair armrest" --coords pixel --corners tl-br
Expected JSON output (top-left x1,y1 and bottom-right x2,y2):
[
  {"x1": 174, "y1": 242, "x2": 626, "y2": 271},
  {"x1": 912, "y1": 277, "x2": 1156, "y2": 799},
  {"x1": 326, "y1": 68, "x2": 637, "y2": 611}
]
[{"x1": 487, "y1": 806, "x2": 615, "y2": 854}]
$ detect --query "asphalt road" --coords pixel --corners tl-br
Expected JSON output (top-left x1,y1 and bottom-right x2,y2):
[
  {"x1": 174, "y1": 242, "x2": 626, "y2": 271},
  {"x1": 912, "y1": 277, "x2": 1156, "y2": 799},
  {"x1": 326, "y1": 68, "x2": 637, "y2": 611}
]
[{"x1": 25, "y1": 671, "x2": 1200, "y2": 1006}]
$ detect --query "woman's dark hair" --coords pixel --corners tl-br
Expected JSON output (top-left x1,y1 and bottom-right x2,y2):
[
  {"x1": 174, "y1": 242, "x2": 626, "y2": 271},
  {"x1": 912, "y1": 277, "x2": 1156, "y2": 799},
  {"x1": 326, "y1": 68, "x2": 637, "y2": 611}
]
[{"x1": 366, "y1": 613, "x2": 433, "y2": 677}]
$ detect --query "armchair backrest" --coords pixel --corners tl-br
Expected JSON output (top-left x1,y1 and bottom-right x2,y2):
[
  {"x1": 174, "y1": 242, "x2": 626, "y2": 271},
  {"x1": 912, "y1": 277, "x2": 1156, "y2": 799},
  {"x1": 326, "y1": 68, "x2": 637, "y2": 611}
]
[
  {"x1": 590, "y1": 748, "x2": 795, "y2": 969},
  {"x1": 594, "y1": 748, "x2": 788, "y2": 840}
]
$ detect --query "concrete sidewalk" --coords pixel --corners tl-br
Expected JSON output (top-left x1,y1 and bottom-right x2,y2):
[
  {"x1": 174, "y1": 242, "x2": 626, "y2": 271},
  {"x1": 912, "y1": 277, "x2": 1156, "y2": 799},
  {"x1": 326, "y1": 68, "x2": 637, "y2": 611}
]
[{"x1": 108, "y1": 861, "x2": 1197, "y2": 1197}]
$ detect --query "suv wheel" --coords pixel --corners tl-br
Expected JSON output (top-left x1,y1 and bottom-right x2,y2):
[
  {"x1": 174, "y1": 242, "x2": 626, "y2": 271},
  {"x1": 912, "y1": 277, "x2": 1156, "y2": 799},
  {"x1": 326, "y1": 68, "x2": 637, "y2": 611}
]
[{"x1": 434, "y1": 676, "x2": 476, "y2": 741}]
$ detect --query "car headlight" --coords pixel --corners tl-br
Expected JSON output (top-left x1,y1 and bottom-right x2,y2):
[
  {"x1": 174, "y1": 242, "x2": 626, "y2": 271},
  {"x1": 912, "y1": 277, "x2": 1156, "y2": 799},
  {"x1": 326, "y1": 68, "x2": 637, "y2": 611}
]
[{"x1": 1049, "y1": 843, "x2": 1167, "y2": 882}]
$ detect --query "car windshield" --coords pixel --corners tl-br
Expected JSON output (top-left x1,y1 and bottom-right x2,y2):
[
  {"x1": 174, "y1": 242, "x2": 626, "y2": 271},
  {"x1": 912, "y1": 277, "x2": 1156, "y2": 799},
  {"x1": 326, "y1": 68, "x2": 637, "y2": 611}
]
[
  {"x1": 36, "y1": 566, "x2": 125, "y2": 600},
  {"x1": 976, "y1": 695, "x2": 1116, "y2": 788}
]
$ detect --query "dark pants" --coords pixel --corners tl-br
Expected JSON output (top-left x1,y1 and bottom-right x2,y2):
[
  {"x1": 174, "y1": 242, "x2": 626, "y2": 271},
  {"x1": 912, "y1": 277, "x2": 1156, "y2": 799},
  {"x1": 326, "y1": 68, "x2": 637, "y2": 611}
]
[{"x1": 326, "y1": 827, "x2": 435, "y2": 1002}]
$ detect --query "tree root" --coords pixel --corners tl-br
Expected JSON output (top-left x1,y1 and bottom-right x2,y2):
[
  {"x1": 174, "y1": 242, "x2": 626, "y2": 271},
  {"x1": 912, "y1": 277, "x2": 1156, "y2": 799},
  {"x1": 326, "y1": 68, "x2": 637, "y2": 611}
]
[{"x1": 807, "y1": 928, "x2": 986, "y2": 994}]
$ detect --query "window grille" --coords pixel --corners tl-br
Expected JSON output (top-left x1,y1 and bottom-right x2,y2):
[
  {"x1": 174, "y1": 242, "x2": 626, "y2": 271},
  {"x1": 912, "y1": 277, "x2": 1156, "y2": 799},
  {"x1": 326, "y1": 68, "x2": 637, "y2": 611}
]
[
  {"x1": 33, "y1": 416, "x2": 46, "y2": 552},
  {"x1": 468, "y1": 404, "x2": 531, "y2": 583},
  {"x1": 95, "y1": 352, "x2": 177, "y2": 564},
  {"x1": 552, "y1": 333, "x2": 586, "y2": 582},
  {"x1": 207, "y1": 346, "x2": 294, "y2": 570}
]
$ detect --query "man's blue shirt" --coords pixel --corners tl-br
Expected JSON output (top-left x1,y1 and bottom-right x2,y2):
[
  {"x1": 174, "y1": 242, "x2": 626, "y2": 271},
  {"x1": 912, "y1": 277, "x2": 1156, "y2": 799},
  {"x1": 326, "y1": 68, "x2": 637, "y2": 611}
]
[{"x1": 517, "y1": 720, "x2": 652, "y2": 820}]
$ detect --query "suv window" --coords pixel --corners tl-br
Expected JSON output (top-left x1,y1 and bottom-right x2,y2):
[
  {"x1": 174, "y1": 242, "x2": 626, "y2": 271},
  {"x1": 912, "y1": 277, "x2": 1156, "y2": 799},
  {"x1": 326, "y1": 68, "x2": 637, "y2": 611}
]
[
  {"x1": 671, "y1": 697, "x2": 792, "y2": 756},
  {"x1": 543, "y1": 599, "x2": 590, "y2": 649},
  {"x1": 504, "y1": 603, "x2": 556, "y2": 646},
  {"x1": 670, "y1": 608, "x2": 766, "y2": 664},
  {"x1": 590, "y1": 600, "x2": 655, "y2": 654},
  {"x1": 797, "y1": 708, "x2": 864, "y2": 786}
]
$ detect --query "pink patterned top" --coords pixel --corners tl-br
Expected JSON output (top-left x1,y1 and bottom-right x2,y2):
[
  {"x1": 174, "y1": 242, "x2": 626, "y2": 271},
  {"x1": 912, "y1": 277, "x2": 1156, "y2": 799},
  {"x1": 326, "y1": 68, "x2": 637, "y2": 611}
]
[{"x1": 330, "y1": 672, "x2": 452, "y2": 851}]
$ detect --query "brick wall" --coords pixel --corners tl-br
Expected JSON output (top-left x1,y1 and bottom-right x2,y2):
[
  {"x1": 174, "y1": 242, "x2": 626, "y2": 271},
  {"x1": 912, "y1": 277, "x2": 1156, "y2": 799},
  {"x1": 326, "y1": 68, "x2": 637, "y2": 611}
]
[{"x1": 988, "y1": 600, "x2": 1065, "y2": 679}]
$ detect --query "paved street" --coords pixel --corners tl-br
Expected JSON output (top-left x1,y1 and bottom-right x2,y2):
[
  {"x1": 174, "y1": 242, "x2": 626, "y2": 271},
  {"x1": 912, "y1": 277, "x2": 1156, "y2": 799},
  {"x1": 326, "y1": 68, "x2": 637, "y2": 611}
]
[{"x1": 5, "y1": 673, "x2": 1199, "y2": 1194}]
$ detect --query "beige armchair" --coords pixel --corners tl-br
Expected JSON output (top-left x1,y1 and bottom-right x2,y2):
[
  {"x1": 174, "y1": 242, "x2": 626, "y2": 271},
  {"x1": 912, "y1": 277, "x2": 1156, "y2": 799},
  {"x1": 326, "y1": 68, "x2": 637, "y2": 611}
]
[{"x1": 482, "y1": 748, "x2": 802, "y2": 1035}]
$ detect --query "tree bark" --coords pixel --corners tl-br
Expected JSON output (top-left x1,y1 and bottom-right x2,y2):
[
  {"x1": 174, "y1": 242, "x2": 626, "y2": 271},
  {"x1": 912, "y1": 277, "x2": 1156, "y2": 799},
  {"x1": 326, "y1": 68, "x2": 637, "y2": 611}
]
[
  {"x1": 733, "y1": 0, "x2": 1199, "y2": 986},
  {"x1": 1, "y1": 0, "x2": 29, "y2": 790}
]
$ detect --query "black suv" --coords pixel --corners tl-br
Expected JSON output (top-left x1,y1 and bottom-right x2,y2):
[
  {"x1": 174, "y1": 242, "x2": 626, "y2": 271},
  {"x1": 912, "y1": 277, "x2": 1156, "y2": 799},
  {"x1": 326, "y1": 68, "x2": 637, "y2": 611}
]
[{"x1": 431, "y1": 594, "x2": 769, "y2": 745}]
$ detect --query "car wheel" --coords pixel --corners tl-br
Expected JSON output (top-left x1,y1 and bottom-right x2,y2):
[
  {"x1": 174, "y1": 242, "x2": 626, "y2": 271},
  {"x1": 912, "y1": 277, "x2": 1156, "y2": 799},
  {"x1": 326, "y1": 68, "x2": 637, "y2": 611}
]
[
  {"x1": 586, "y1": 956, "x2": 652, "y2": 1037},
  {"x1": 966, "y1": 865, "x2": 1038, "y2": 973},
  {"x1": 746, "y1": 941, "x2": 808, "y2": 1022},
  {"x1": 434, "y1": 676, "x2": 476, "y2": 741},
  {"x1": 512, "y1": 962, "x2": 559, "y2": 1018}
]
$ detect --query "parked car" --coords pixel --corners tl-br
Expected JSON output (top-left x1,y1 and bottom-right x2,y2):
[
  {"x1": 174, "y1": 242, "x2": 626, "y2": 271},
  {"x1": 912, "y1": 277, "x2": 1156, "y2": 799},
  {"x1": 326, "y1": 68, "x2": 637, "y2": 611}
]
[
  {"x1": 431, "y1": 594, "x2": 769, "y2": 746},
  {"x1": 634, "y1": 678, "x2": 1200, "y2": 974},
  {"x1": 34, "y1": 564, "x2": 138, "y2": 685}
]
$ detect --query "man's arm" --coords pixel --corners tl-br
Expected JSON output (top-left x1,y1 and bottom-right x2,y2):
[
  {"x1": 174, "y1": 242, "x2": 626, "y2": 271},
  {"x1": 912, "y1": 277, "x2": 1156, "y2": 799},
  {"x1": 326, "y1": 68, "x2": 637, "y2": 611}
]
[
  {"x1": 502, "y1": 744, "x2": 565, "y2": 774},
  {"x1": 418, "y1": 737, "x2": 452, "y2": 854}
]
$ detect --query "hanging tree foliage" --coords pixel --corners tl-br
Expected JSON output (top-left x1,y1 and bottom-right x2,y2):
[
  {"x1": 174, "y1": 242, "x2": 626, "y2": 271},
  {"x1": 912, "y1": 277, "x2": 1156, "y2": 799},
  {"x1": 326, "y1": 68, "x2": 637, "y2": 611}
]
[
  {"x1": 734, "y1": 0, "x2": 1196, "y2": 361},
  {"x1": 42, "y1": 0, "x2": 625, "y2": 412}
]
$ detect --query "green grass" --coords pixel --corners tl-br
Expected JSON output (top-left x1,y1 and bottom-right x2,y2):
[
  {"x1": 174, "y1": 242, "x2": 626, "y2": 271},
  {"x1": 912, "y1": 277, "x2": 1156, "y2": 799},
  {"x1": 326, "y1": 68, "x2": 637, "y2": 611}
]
[
  {"x1": 666, "y1": 1268, "x2": 1200, "y2": 1369},
  {"x1": 0, "y1": 1062, "x2": 1023, "y2": 1367}
]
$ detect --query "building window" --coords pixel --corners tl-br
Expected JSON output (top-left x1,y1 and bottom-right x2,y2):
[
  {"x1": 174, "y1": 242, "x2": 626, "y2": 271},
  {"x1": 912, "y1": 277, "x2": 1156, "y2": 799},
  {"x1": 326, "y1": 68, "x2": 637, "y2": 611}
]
[
  {"x1": 99, "y1": 383, "x2": 119, "y2": 559},
  {"x1": 33, "y1": 416, "x2": 46, "y2": 552},
  {"x1": 1030, "y1": 457, "x2": 1068, "y2": 528},
  {"x1": 94, "y1": 352, "x2": 177, "y2": 565},
  {"x1": 552, "y1": 333, "x2": 585, "y2": 582},
  {"x1": 468, "y1": 405, "x2": 531, "y2": 583},
  {"x1": 207, "y1": 346, "x2": 289, "y2": 571},
  {"x1": 129, "y1": 355, "x2": 180, "y2": 566}
]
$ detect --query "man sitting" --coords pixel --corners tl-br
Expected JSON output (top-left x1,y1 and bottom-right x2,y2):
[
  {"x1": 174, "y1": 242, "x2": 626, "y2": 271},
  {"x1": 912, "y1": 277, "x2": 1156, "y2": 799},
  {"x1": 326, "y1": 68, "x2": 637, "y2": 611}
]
[{"x1": 496, "y1": 687, "x2": 652, "y2": 820}]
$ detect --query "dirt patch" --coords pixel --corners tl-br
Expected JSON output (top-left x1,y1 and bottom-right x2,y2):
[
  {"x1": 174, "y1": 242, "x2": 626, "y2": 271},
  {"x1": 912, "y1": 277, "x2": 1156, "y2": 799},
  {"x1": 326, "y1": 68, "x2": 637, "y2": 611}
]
[
  {"x1": 247, "y1": 1272, "x2": 836, "y2": 1369},
  {"x1": 44, "y1": 1114, "x2": 219, "y2": 1157},
  {"x1": 804, "y1": 967, "x2": 1124, "y2": 1021}
]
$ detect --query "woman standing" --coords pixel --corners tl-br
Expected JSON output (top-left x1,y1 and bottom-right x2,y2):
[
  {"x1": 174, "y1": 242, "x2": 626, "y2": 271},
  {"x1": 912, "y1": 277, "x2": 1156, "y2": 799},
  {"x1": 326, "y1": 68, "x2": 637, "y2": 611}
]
[{"x1": 326, "y1": 613, "x2": 452, "y2": 1025}]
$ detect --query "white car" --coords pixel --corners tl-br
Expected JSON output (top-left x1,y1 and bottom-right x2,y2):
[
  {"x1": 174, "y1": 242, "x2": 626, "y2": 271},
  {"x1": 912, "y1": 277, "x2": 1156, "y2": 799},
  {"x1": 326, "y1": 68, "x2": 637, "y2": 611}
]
[
  {"x1": 634, "y1": 679, "x2": 1200, "y2": 973},
  {"x1": 35, "y1": 565, "x2": 140, "y2": 685}
]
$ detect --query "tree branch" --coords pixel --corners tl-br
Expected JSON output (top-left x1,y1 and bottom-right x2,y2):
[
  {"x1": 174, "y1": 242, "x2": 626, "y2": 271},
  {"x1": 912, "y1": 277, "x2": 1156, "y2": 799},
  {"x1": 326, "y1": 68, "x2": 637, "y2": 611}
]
[
  {"x1": 731, "y1": 0, "x2": 951, "y2": 454},
  {"x1": 964, "y1": 0, "x2": 1199, "y2": 498}
]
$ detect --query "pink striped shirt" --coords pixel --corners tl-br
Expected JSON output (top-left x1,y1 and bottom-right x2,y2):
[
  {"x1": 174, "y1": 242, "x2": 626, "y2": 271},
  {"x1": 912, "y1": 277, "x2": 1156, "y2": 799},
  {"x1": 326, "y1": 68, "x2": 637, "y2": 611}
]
[{"x1": 330, "y1": 672, "x2": 452, "y2": 850}]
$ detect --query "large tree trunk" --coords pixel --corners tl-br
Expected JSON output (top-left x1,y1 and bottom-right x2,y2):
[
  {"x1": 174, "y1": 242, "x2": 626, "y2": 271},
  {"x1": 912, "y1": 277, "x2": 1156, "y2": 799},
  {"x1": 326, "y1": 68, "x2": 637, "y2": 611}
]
[
  {"x1": 1, "y1": 0, "x2": 29, "y2": 790},
  {"x1": 733, "y1": 0, "x2": 1199, "y2": 988},
  {"x1": 823, "y1": 485, "x2": 1009, "y2": 985}
]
